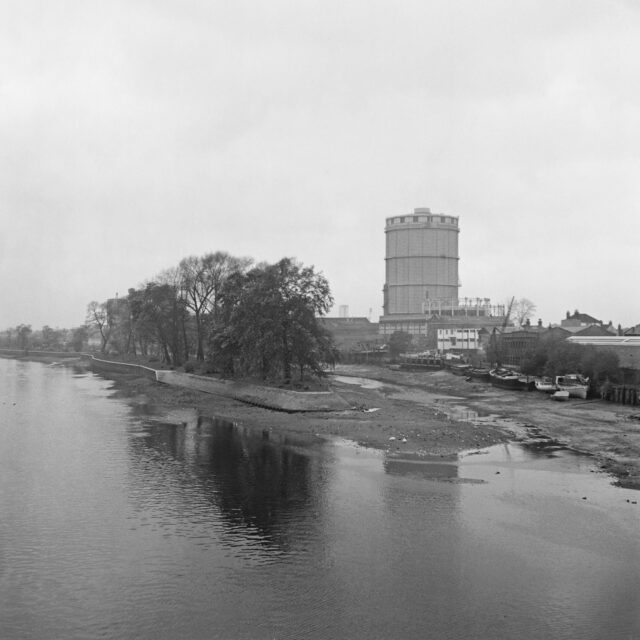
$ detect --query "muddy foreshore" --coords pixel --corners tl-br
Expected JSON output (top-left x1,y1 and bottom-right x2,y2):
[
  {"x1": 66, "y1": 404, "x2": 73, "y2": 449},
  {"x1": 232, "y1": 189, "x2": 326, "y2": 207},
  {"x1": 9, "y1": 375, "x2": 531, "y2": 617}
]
[
  {"x1": 106, "y1": 361, "x2": 640, "y2": 490},
  {"x1": 8, "y1": 355, "x2": 640, "y2": 490}
]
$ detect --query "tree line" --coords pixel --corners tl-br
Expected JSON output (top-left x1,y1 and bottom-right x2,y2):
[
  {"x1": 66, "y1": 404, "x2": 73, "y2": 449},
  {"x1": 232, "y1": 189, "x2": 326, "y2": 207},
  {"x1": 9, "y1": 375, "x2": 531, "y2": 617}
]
[
  {"x1": 1, "y1": 252, "x2": 339, "y2": 382},
  {"x1": 0, "y1": 324, "x2": 87, "y2": 353},
  {"x1": 519, "y1": 336, "x2": 620, "y2": 386}
]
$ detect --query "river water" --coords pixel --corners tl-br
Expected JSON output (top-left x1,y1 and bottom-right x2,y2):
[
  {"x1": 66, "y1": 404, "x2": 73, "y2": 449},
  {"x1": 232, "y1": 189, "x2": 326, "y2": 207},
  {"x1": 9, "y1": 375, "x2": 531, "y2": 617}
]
[{"x1": 1, "y1": 358, "x2": 639, "y2": 640}]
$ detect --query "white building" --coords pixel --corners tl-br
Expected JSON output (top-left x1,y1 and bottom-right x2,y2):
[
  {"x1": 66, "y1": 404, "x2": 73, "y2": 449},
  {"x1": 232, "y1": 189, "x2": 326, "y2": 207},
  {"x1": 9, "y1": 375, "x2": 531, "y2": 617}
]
[{"x1": 437, "y1": 327, "x2": 482, "y2": 352}]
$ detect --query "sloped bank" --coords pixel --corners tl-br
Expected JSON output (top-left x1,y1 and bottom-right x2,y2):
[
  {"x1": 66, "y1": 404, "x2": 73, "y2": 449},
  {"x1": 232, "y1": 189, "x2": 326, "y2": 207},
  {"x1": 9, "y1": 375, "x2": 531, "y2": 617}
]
[
  {"x1": 88, "y1": 356, "x2": 350, "y2": 412},
  {"x1": 154, "y1": 370, "x2": 351, "y2": 412}
]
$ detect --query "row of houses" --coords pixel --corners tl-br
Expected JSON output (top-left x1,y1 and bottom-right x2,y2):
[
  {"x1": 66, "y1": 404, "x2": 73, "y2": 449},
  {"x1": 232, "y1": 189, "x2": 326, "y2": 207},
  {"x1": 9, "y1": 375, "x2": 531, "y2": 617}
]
[{"x1": 323, "y1": 309, "x2": 640, "y2": 374}]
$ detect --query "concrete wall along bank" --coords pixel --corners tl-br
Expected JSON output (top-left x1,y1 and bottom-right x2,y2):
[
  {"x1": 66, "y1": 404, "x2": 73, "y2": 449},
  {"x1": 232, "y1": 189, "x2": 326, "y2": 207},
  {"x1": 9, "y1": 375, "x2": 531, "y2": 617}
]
[{"x1": 89, "y1": 356, "x2": 158, "y2": 381}]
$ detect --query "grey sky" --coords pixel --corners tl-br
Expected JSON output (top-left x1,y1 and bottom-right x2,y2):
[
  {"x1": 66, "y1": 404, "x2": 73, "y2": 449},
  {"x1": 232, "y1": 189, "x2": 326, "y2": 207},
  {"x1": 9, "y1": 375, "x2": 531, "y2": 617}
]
[{"x1": 1, "y1": 0, "x2": 639, "y2": 330}]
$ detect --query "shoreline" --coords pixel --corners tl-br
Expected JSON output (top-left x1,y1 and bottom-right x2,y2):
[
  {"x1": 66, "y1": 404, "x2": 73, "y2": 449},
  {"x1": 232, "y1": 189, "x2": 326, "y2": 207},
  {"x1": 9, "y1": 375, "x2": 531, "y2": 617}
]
[
  {"x1": 107, "y1": 362, "x2": 640, "y2": 489},
  {"x1": 4, "y1": 354, "x2": 640, "y2": 489}
]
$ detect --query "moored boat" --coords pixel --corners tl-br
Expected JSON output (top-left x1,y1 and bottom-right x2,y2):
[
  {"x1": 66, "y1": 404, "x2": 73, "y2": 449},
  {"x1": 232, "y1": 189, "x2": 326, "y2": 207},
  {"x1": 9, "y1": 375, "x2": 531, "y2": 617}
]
[
  {"x1": 535, "y1": 377, "x2": 557, "y2": 393},
  {"x1": 468, "y1": 367, "x2": 491, "y2": 381},
  {"x1": 398, "y1": 353, "x2": 443, "y2": 371},
  {"x1": 554, "y1": 374, "x2": 589, "y2": 400},
  {"x1": 551, "y1": 390, "x2": 570, "y2": 401},
  {"x1": 489, "y1": 368, "x2": 535, "y2": 391},
  {"x1": 449, "y1": 363, "x2": 472, "y2": 376}
]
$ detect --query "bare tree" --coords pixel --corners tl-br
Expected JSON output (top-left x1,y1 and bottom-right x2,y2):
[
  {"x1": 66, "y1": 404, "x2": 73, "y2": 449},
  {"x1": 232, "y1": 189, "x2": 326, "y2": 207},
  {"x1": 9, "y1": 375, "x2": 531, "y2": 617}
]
[
  {"x1": 179, "y1": 255, "x2": 216, "y2": 361},
  {"x1": 510, "y1": 297, "x2": 537, "y2": 327},
  {"x1": 179, "y1": 252, "x2": 252, "y2": 361},
  {"x1": 157, "y1": 267, "x2": 190, "y2": 363},
  {"x1": 86, "y1": 301, "x2": 112, "y2": 354}
]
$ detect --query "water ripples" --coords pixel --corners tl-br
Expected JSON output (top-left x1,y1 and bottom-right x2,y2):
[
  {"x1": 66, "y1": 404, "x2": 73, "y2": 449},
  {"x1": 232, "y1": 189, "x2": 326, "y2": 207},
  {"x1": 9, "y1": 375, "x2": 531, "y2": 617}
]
[{"x1": 2, "y1": 359, "x2": 640, "y2": 640}]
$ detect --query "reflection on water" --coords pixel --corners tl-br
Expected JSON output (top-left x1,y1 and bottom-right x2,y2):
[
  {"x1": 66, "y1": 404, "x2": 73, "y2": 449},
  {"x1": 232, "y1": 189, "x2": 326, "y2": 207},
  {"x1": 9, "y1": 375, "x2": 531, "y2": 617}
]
[
  {"x1": 384, "y1": 456, "x2": 460, "y2": 480},
  {"x1": 127, "y1": 413, "x2": 320, "y2": 554},
  {"x1": 384, "y1": 456, "x2": 487, "y2": 484},
  {"x1": 1, "y1": 358, "x2": 640, "y2": 640}
]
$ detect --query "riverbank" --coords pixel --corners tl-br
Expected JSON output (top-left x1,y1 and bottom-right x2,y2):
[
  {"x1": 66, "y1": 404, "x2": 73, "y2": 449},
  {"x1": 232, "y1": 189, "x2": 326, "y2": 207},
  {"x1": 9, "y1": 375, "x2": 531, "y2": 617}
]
[
  {"x1": 4, "y1": 354, "x2": 640, "y2": 489},
  {"x1": 100, "y1": 360, "x2": 640, "y2": 489},
  {"x1": 332, "y1": 364, "x2": 640, "y2": 489}
]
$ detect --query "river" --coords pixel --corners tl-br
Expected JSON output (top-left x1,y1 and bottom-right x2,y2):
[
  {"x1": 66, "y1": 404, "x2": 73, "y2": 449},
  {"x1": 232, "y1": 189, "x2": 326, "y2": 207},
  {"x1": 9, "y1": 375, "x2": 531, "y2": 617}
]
[{"x1": 1, "y1": 358, "x2": 639, "y2": 639}]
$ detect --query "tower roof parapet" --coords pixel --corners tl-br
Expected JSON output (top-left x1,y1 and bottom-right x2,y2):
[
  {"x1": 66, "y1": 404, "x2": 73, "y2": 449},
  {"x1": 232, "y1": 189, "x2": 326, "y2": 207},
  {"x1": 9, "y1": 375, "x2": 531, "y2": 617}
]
[{"x1": 385, "y1": 208, "x2": 458, "y2": 230}]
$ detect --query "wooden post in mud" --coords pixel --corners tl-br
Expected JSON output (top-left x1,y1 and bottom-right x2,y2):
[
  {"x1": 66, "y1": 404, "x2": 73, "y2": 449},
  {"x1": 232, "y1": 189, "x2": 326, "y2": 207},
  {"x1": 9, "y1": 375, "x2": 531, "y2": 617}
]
[{"x1": 606, "y1": 385, "x2": 640, "y2": 405}]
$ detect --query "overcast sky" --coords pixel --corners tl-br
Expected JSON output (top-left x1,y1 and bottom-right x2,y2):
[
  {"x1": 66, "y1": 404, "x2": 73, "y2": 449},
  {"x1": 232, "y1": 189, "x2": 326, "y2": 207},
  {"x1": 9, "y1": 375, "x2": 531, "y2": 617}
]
[{"x1": 2, "y1": 0, "x2": 639, "y2": 330}]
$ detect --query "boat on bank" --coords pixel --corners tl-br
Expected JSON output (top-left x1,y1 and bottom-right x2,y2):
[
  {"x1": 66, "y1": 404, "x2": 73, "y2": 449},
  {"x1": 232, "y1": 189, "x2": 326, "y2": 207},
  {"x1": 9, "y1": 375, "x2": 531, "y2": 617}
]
[
  {"x1": 551, "y1": 390, "x2": 570, "y2": 401},
  {"x1": 555, "y1": 374, "x2": 590, "y2": 399},
  {"x1": 397, "y1": 353, "x2": 443, "y2": 371},
  {"x1": 535, "y1": 377, "x2": 557, "y2": 393},
  {"x1": 467, "y1": 367, "x2": 491, "y2": 382},
  {"x1": 489, "y1": 368, "x2": 535, "y2": 391},
  {"x1": 398, "y1": 359, "x2": 443, "y2": 371},
  {"x1": 449, "y1": 363, "x2": 472, "y2": 376}
]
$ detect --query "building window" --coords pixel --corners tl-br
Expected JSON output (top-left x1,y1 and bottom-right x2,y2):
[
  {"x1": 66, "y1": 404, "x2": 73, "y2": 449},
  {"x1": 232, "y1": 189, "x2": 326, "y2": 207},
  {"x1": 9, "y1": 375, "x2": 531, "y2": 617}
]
[
  {"x1": 400, "y1": 217, "x2": 405, "y2": 222},
  {"x1": 413, "y1": 216, "x2": 419, "y2": 222},
  {"x1": 441, "y1": 216, "x2": 446, "y2": 223}
]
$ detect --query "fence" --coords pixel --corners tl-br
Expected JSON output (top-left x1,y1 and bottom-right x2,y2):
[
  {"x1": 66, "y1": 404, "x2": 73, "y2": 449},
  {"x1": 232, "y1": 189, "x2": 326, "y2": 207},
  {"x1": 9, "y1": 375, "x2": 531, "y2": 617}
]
[{"x1": 602, "y1": 384, "x2": 639, "y2": 406}]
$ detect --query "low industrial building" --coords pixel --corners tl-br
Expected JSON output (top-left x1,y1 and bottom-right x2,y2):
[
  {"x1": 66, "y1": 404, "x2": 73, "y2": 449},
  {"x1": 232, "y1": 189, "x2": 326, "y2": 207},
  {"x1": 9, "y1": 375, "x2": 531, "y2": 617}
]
[
  {"x1": 567, "y1": 335, "x2": 640, "y2": 374},
  {"x1": 319, "y1": 317, "x2": 384, "y2": 363},
  {"x1": 493, "y1": 323, "x2": 552, "y2": 367},
  {"x1": 424, "y1": 297, "x2": 507, "y2": 353}
]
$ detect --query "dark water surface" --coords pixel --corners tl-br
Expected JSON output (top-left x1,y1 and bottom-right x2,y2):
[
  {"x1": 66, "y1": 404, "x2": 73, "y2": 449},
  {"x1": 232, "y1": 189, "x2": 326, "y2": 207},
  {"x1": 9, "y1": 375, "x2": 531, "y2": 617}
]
[{"x1": 1, "y1": 359, "x2": 639, "y2": 639}]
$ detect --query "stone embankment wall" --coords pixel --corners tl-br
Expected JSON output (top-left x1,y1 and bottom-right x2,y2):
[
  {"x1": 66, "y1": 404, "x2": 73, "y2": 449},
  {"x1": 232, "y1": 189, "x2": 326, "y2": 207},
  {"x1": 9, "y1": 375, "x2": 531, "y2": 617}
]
[
  {"x1": 89, "y1": 356, "x2": 158, "y2": 381},
  {"x1": 89, "y1": 360, "x2": 350, "y2": 411}
]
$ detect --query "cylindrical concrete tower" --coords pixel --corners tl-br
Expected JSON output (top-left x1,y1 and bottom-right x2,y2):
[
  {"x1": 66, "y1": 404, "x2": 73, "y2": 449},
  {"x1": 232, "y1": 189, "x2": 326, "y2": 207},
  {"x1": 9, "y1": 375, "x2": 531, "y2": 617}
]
[{"x1": 383, "y1": 207, "x2": 459, "y2": 316}]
